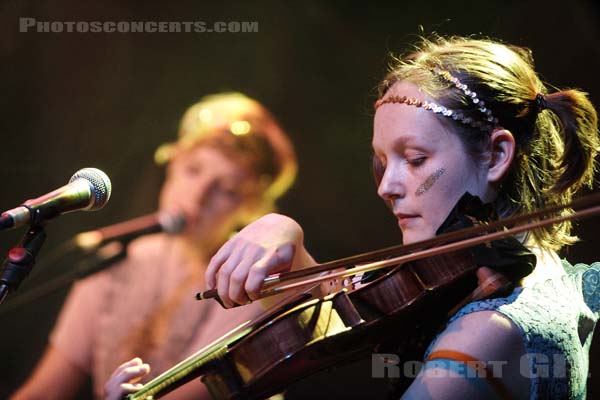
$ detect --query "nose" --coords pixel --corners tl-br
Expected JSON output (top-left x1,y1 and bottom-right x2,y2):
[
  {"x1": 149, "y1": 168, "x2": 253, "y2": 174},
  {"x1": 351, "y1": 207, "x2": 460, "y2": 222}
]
[
  {"x1": 187, "y1": 174, "x2": 216, "y2": 208},
  {"x1": 193, "y1": 176, "x2": 217, "y2": 207},
  {"x1": 377, "y1": 162, "x2": 406, "y2": 203}
]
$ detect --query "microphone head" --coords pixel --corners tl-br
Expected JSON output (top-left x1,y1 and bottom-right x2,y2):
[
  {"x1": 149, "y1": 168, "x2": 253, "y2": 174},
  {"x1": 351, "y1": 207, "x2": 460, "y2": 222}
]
[
  {"x1": 69, "y1": 168, "x2": 112, "y2": 210},
  {"x1": 158, "y1": 212, "x2": 187, "y2": 234}
]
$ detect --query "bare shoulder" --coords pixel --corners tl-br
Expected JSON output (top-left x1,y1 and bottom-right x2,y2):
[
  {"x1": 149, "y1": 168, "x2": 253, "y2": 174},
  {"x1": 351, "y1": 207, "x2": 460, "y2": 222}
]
[
  {"x1": 401, "y1": 310, "x2": 530, "y2": 399},
  {"x1": 431, "y1": 310, "x2": 524, "y2": 358}
]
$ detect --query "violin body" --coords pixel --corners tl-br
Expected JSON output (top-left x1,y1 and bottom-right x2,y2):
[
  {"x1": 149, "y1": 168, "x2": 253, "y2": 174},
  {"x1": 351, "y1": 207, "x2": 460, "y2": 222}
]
[{"x1": 128, "y1": 249, "x2": 480, "y2": 400}]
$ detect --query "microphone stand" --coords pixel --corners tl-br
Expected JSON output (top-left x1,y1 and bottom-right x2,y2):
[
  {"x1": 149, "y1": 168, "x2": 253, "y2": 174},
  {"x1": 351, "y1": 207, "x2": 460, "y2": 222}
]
[
  {"x1": 0, "y1": 224, "x2": 47, "y2": 305},
  {"x1": 0, "y1": 214, "x2": 169, "y2": 311},
  {"x1": 0, "y1": 241, "x2": 127, "y2": 313}
]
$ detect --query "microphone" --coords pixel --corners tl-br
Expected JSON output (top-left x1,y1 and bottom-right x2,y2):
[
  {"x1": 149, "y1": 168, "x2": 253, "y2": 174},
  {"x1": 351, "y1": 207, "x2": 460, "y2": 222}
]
[
  {"x1": 74, "y1": 212, "x2": 186, "y2": 251},
  {"x1": 0, "y1": 168, "x2": 112, "y2": 231}
]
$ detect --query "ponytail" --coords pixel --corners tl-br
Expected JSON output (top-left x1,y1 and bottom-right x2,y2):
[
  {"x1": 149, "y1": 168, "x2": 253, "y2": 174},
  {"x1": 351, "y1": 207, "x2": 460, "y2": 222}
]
[{"x1": 538, "y1": 90, "x2": 598, "y2": 193}]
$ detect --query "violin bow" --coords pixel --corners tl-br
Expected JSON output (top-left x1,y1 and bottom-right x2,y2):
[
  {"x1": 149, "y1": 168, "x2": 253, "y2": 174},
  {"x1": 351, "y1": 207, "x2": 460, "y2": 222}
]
[{"x1": 197, "y1": 192, "x2": 600, "y2": 302}]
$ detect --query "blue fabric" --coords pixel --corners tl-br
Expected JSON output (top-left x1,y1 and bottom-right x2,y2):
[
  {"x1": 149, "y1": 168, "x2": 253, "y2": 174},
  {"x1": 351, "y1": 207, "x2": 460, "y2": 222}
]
[{"x1": 424, "y1": 261, "x2": 600, "y2": 399}]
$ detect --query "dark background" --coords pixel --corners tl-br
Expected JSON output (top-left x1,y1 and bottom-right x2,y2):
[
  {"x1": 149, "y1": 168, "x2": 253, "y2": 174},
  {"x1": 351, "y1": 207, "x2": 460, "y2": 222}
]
[{"x1": 0, "y1": 0, "x2": 599, "y2": 398}]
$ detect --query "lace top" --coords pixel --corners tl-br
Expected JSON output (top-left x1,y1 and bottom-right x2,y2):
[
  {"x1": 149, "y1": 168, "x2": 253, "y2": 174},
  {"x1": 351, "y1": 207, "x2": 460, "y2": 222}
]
[{"x1": 425, "y1": 261, "x2": 600, "y2": 399}]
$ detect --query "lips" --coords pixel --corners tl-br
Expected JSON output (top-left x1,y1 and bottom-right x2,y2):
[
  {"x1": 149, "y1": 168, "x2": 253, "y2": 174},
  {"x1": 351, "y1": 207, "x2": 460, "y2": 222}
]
[
  {"x1": 394, "y1": 211, "x2": 418, "y2": 219},
  {"x1": 394, "y1": 212, "x2": 419, "y2": 227}
]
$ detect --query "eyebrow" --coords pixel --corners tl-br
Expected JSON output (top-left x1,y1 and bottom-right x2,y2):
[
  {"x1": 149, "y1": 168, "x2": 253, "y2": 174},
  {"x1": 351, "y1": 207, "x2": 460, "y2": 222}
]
[{"x1": 394, "y1": 131, "x2": 429, "y2": 147}]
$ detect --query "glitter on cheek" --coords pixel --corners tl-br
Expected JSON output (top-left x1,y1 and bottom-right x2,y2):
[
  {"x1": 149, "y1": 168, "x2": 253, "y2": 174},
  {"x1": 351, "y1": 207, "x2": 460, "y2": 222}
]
[{"x1": 415, "y1": 168, "x2": 445, "y2": 196}]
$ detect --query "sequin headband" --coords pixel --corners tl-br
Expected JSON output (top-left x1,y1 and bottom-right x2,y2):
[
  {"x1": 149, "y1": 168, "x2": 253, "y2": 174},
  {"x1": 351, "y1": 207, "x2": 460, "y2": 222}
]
[{"x1": 374, "y1": 67, "x2": 499, "y2": 133}]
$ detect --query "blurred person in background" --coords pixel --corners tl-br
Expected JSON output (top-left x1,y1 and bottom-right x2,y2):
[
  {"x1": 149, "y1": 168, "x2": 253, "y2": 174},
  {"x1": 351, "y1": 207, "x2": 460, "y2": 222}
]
[{"x1": 12, "y1": 92, "x2": 297, "y2": 400}]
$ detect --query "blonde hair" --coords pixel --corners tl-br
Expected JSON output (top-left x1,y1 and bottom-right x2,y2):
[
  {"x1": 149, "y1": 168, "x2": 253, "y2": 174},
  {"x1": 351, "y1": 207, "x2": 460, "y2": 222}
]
[{"x1": 378, "y1": 36, "x2": 599, "y2": 251}]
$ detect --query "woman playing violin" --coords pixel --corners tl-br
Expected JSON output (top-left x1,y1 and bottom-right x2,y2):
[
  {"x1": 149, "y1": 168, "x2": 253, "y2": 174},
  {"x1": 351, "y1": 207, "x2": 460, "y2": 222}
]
[{"x1": 204, "y1": 36, "x2": 600, "y2": 399}]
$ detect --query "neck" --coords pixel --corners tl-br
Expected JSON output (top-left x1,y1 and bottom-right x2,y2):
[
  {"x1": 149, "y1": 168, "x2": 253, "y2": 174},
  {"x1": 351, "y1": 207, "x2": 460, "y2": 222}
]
[
  {"x1": 174, "y1": 236, "x2": 210, "y2": 264},
  {"x1": 174, "y1": 232, "x2": 228, "y2": 264},
  {"x1": 520, "y1": 245, "x2": 565, "y2": 287}
]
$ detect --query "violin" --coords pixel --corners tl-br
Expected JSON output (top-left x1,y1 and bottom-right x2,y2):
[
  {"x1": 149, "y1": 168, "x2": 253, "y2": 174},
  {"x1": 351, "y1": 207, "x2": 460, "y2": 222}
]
[{"x1": 126, "y1": 193, "x2": 600, "y2": 400}]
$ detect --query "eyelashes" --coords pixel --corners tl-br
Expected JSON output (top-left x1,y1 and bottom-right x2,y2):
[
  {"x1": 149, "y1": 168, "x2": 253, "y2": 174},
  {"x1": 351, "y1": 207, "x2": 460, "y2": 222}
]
[
  {"x1": 408, "y1": 157, "x2": 426, "y2": 166},
  {"x1": 371, "y1": 154, "x2": 427, "y2": 187}
]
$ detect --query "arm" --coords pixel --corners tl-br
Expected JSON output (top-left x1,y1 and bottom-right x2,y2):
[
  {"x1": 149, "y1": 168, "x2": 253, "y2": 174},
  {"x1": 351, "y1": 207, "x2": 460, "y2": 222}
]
[
  {"x1": 401, "y1": 310, "x2": 530, "y2": 400},
  {"x1": 11, "y1": 345, "x2": 87, "y2": 400},
  {"x1": 12, "y1": 269, "x2": 106, "y2": 399},
  {"x1": 205, "y1": 213, "x2": 315, "y2": 308}
]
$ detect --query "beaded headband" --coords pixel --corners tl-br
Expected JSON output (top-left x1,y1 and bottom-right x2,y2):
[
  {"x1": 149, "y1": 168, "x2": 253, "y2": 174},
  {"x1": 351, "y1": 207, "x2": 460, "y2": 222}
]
[{"x1": 374, "y1": 67, "x2": 499, "y2": 133}]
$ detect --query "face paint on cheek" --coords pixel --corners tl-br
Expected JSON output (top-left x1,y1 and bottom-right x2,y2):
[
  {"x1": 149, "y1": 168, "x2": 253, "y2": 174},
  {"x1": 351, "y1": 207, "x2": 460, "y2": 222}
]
[{"x1": 415, "y1": 168, "x2": 445, "y2": 197}]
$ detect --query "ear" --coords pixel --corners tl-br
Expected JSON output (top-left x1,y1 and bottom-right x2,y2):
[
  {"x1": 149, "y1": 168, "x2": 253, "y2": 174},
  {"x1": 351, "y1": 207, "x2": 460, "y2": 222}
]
[{"x1": 486, "y1": 128, "x2": 515, "y2": 183}]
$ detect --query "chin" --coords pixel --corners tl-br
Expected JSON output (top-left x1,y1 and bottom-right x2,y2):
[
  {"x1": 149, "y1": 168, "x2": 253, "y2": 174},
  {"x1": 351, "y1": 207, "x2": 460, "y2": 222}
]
[
  {"x1": 401, "y1": 228, "x2": 435, "y2": 245},
  {"x1": 179, "y1": 224, "x2": 205, "y2": 240}
]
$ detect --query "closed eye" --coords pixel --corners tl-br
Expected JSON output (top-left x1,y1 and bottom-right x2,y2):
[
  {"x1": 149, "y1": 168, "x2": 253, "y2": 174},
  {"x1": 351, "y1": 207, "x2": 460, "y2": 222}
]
[{"x1": 407, "y1": 157, "x2": 426, "y2": 167}]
